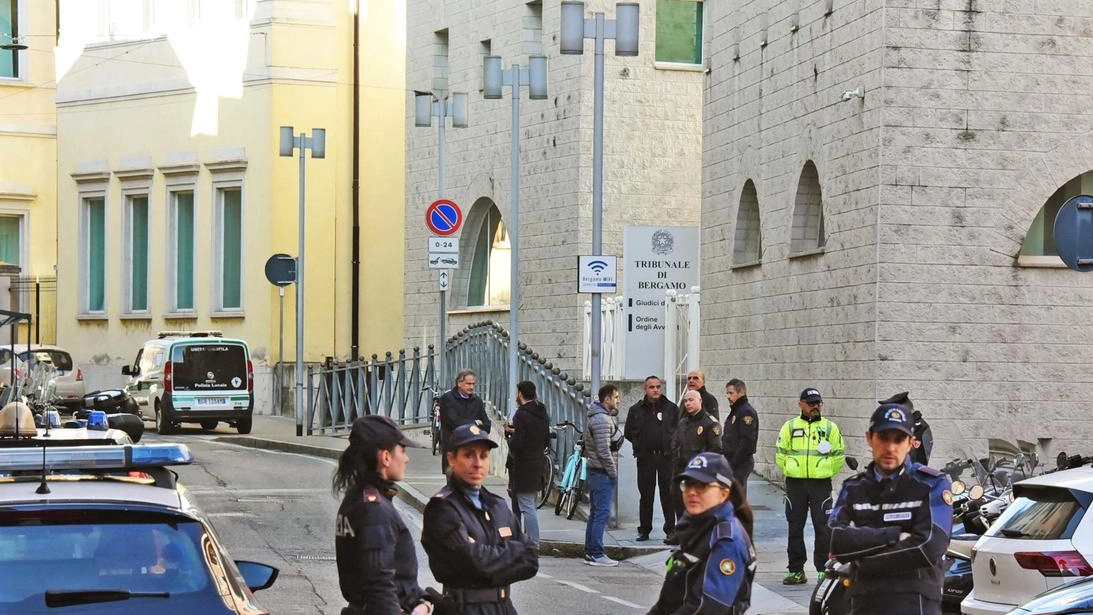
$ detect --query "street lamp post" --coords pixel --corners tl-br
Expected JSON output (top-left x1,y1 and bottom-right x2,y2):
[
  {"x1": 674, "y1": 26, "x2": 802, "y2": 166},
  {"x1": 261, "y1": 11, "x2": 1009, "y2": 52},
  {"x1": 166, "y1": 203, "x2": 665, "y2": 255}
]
[
  {"x1": 279, "y1": 126, "x2": 326, "y2": 436},
  {"x1": 483, "y1": 55, "x2": 547, "y2": 418},
  {"x1": 415, "y1": 92, "x2": 468, "y2": 389},
  {"x1": 560, "y1": 2, "x2": 639, "y2": 396}
]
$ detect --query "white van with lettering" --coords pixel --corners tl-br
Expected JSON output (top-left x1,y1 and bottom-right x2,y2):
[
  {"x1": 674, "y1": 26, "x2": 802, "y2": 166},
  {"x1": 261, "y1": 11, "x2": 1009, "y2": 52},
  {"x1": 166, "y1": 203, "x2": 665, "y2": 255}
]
[{"x1": 122, "y1": 331, "x2": 253, "y2": 434}]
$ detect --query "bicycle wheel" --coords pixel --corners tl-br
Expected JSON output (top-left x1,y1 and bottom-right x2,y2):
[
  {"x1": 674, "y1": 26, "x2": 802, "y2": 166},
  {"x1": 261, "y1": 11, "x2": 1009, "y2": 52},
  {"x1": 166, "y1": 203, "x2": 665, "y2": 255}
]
[
  {"x1": 555, "y1": 486, "x2": 569, "y2": 516},
  {"x1": 537, "y1": 452, "x2": 555, "y2": 509},
  {"x1": 566, "y1": 476, "x2": 584, "y2": 520}
]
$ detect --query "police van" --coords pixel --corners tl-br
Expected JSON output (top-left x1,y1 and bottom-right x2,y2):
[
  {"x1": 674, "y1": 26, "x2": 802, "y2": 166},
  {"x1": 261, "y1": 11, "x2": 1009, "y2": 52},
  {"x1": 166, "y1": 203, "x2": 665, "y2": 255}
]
[{"x1": 122, "y1": 331, "x2": 253, "y2": 435}]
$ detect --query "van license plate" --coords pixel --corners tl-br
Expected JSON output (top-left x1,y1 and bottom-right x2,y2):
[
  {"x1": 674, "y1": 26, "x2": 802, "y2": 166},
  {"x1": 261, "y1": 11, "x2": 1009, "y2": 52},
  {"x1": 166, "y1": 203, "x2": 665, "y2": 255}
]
[{"x1": 198, "y1": 397, "x2": 228, "y2": 406}]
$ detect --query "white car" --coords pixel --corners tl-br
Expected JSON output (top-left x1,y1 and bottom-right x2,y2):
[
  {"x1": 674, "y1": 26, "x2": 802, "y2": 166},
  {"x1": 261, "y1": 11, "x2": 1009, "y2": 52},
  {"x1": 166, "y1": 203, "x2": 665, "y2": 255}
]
[
  {"x1": 961, "y1": 466, "x2": 1093, "y2": 614},
  {"x1": 0, "y1": 344, "x2": 85, "y2": 410}
]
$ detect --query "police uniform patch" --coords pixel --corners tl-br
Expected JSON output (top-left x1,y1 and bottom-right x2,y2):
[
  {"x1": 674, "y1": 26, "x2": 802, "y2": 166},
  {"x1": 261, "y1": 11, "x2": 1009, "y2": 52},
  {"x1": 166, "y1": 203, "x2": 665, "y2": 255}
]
[
  {"x1": 470, "y1": 425, "x2": 481, "y2": 435},
  {"x1": 697, "y1": 426, "x2": 703, "y2": 435},
  {"x1": 743, "y1": 416, "x2": 754, "y2": 425},
  {"x1": 942, "y1": 490, "x2": 953, "y2": 505},
  {"x1": 719, "y1": 559, "x2": 736, "y2": 575},
  {"x1": 712, "y1": 425, "x2": 722, "y2": 436}
]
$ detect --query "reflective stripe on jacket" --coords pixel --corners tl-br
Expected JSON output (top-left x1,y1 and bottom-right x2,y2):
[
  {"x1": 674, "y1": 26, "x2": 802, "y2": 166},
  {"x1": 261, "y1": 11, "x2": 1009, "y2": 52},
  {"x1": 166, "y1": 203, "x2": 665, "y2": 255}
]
[{"x1": 775, "y1": 416, "x2": 844, "y2": 479}]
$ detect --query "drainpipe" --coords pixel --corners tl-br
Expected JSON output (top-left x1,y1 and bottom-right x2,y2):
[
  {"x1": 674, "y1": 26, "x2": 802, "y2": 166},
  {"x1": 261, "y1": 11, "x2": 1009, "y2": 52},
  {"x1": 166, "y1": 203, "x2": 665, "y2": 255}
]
[{"x1": 350, "y1": 4, "x2": 361, "y2": 360}]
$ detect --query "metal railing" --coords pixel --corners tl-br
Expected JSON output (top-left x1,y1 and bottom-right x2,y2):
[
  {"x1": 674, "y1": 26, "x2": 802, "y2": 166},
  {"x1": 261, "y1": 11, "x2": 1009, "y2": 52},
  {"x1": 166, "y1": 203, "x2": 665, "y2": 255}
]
[
  {"x1": 305, "y1": 321, "x2": 594, "y2": 441},
  {"x1": 663, "y1": 286, "x2": 701, "y2": 402},
  {"x1": 582, "y1": 295, "x2": 625, "y2": 381}
]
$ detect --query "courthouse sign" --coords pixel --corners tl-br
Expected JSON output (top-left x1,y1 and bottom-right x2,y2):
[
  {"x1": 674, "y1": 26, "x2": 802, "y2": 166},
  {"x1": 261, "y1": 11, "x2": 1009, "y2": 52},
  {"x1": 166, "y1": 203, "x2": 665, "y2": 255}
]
[{"x1": 623, "y1": 226, "x2": 700, "y2": 380}]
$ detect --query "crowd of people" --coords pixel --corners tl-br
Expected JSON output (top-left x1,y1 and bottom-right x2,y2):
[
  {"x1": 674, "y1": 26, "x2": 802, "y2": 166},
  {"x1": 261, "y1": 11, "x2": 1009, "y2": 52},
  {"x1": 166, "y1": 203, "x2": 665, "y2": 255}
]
[{"x1": 333, "y1": 368, "x2": 951, "y2": 615}]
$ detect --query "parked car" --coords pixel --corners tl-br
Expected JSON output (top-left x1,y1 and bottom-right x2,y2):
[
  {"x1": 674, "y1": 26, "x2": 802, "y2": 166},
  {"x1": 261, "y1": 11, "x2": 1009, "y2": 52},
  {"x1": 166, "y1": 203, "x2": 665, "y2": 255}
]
[
  {"x1": 0, "y1": 344, "x2": 85, "y2": 410},
  {"x1": 961, "y1": 466, "x2": 1093, "y2": 614},
  {"x1": 0, "y1": 430, "x2": 278, "y2": 613},
  {"x1": 122, "y1": 331, "x2": 254, "y2": 435},
  {"x1": 1007, "y1": 576, "x2": 1093, "y2": 614}
]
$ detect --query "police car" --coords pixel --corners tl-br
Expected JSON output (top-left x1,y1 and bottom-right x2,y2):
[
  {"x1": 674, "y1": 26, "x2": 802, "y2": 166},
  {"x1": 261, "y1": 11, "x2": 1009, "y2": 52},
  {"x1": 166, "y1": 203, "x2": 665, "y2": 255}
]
[
  {"x1": 961, "y1": 466, "x2": 1093, "y2": 615},
  {"x1": 0, "y1": 404, "x2": 278, "y2": 614},
  {"x1": 0, "y1": 402, "x2": 132, "y2": 446}
]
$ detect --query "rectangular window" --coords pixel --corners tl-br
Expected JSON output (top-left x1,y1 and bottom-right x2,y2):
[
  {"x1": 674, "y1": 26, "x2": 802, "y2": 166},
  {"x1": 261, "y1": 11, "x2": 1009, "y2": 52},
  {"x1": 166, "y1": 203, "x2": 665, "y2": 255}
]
[
  {"x1": 85, "y1": 198, "x2": 106, "y2": 312},
  {"x1": 0, "y1": 215, "x2": 20, "y2": 265},
  {"x1": 127, "y1": 195, "x2": 149, "y2": 311},
  {"x1": 218, "y1": 187, "x2": 242, "y2": 310},
  {"x1": 655, "y1": 0, "x2": 703, "y2": 65},
  {"x1": 1, "y1": 0, "x2": 20, "y2": 78},
  {"x1": 172, "y1": 191, "x2": 195, "y2": 311},
  {"x1": 433, "y1": 29, "x2": 449, "y2": 98},
  {"x1": 524, "y1": 2, "x2": 543, "y2": 57}
]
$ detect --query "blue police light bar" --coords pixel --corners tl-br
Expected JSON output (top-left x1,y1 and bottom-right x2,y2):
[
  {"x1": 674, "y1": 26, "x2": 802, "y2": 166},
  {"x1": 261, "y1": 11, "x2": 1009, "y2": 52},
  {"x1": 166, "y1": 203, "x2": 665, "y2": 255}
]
[{"x1": 0, "y1": 443, "x2": 194, "y2": 473}]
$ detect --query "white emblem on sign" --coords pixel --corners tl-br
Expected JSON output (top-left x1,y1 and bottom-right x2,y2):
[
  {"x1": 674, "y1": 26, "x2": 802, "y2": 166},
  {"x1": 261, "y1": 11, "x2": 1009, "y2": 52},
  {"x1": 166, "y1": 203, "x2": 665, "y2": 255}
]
[
  {"x1": 651, "y1": 229, "x2": 674, "y2": 255},
  {"x1": 231, "y1": 377, "x2": 242, "y2": 388}
]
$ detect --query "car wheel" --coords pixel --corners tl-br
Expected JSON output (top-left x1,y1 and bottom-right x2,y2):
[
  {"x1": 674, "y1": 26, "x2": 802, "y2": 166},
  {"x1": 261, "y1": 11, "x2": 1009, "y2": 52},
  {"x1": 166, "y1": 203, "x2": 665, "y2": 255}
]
[
  {"x1": 200, "y1": 420, "x2": 218, "y2": 431},
  {"x1": 236, "y1": 415, "x2": 252, "y2": 435},
  {"x1": 155, "y1": 402, "x2": 176, "y2": 435}
]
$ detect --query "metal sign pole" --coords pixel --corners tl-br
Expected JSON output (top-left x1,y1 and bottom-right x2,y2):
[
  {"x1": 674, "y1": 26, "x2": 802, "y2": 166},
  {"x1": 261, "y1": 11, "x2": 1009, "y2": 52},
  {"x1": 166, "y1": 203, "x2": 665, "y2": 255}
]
[
  {"x1": 278, "y1": 286, "x2": 285, "y2": 416},
  {"x1": 438, "y1": 100, "x2": 447, "y2": 389}
]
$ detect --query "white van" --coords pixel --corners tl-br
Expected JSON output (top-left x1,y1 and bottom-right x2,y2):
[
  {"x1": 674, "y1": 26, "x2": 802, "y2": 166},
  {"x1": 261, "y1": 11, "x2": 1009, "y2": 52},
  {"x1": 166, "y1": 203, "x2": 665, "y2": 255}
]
[{"x1": 122, "y1": 331, "x2": 253, "y2": 434}]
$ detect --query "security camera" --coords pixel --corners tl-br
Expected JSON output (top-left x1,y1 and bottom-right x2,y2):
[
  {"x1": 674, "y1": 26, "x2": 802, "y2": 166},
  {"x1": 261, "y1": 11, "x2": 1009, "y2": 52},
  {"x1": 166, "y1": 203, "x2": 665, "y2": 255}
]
[{"x1": 841, "y1": 87, "x2": 863, "y2": 102}]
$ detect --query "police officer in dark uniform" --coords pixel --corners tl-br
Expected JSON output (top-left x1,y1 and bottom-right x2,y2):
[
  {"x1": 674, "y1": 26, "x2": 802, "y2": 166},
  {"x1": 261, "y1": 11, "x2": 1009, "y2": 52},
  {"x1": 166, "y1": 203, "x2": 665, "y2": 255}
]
[
  {"x1": 334, "y1": 415, "x2": 437, "y2": 615},
  {"x1": 879, "y1": 391, "x2": 933, "y2": 466},
  {"x1": 438, "y1": 370, "x2": 492, "y2": 473},
  {"x1": 670, "y1": 390, "x2": 722, "y2": 530},
  {"x1": 829, "y1": 404, "x2": 952, "y2": 615},
  {"x1": 624, "y1": 375, "x2": 679, "y2": 541},
  {"x1": 721, "y1": 379, "x2": 758, "y2": 499},
  {"x1": 422, "y1": 422, "x2": 538, "y2": 615}
]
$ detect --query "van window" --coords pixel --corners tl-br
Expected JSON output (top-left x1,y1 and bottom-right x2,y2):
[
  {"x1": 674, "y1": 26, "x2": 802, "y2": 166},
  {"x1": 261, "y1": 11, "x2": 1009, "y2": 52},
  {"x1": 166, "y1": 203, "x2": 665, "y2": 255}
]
[
  {"x1": 18, "y1": 350, "x2": 74, "y2": 371},
  {"x1": 170, "y1": 344, "x2": 247, "y2": 392}
]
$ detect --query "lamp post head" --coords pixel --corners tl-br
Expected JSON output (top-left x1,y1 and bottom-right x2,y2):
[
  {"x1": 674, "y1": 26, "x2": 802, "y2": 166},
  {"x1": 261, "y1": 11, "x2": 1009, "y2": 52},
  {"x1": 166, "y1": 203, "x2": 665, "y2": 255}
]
[
  {"x1": 279, "y1": 126, "x2": 295, "y2": 157},
  {"x1": 614, "y1": 3, "x2": 640, "y2": 56},
  {"x1": 528, "y1": 56, "x2": 548, "y2": 100},
  {"x1": 559, "y1": 2, "x2": 586, "y2": 54},
  {"x1": 483, "y1": 56, "x2": 503, "y2": 99},
  {"x1": 450, "y1": 92, "x2": 469, "y2": 128},
  {"x1": 414, "y1": 92, "x2": 434, "y2": 127}
]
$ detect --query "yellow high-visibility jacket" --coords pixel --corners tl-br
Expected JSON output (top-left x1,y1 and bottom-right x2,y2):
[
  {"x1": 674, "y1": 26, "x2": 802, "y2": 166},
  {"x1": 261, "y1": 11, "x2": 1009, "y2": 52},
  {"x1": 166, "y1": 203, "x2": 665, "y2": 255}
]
[{"x1": 775, "y1": 415, "x2": 845, "y2": 479}]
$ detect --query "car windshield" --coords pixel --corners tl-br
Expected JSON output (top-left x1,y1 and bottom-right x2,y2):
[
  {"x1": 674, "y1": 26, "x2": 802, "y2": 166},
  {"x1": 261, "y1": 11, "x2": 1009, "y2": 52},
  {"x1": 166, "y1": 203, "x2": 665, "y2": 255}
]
[
  {"x1": 170, "y1": 344, "x2": 246, "y2": 392},
  {"x1": 16, "y1": 350, "x2": 73, "y2": 371},
  {"x1": 0, "y1": 510, "x2": 235, "y2": 614},
  {"x1": 986, "y1": 486, "x2": 1085, "y2": 540}
]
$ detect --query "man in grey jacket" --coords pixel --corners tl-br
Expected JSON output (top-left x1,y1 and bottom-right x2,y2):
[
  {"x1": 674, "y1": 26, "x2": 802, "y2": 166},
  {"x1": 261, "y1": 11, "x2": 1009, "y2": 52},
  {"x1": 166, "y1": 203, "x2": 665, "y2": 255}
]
[{"x1": 583, "y1": 383, "x2": 624, "y2": 567}]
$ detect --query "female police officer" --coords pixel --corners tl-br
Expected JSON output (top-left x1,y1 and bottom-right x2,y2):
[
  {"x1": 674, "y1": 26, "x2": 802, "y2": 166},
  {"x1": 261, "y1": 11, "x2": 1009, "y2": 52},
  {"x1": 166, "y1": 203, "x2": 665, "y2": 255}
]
[
  {"x1": 422, "y1": 422, "x2": 538, "y2": 615},
  {"x1": 334, "y1": 415, "x2": 436, "y2": 615},
  {"x1": 648, "y1": 452, "x2": 756, "y2": 615}
]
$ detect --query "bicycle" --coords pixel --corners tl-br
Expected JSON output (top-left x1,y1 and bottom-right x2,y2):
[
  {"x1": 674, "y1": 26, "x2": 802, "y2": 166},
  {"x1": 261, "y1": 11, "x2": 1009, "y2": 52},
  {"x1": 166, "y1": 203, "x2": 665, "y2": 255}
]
[
  {"x1": 536, "y1": 429, "x2": 558, "y2": 509},
  {"x1": 552, "y1": 421, "x2": 587, "y2": 520},
  {"x1": 422, "y1": 383, "x2": 442, "y2": 456}
]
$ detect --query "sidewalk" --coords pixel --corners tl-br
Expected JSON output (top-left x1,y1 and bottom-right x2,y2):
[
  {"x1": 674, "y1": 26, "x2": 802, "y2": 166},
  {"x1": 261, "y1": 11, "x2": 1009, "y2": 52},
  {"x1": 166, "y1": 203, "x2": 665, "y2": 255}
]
[{"x1": 224, "y1": 415, "x2": 809, "y2": 614}]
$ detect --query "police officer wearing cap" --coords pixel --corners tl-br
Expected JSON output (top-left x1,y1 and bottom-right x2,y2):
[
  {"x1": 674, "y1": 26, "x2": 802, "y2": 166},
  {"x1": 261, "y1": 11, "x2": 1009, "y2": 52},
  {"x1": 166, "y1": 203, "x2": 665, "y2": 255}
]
[
  {"x1": 422, "y1": 422, "x2": 538, "y2": 615},
  {"x1": 879, "y1": 391, "x2": 933, "y2": 466},
  {"x1": 828, "y1": 404, "x2": 952, "y2": 615},
  {"x1": 647, "y1": 452, "x2": 756, "y2": 615},
  {"x1": 334, "y1": 415, "x2": 436, "y2": 615}
]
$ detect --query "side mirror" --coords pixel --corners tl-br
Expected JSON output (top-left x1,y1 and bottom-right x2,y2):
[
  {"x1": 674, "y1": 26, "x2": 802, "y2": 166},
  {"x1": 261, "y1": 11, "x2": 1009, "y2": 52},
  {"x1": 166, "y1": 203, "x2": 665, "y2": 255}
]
[
  {"x1": 845, "y1": 457, "x2": 859, "y2": 471},
  {"x1": 235, "y1": 561, "x2": 279, "y2": 591},
  {"x1": 121, "y1": 365, "x2": 132, "y2": 376}
]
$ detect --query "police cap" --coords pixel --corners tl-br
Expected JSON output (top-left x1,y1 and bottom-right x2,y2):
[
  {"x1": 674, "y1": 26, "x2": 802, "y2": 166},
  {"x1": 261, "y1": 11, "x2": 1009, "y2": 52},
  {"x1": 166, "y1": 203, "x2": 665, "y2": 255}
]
[
  {"x1": 675, "y1": 452, "x2": 735, "y2": 488},
  {"x1": 446, "y1": 421, "x2": 498, "y2": 451},
  {"x1": 869, "y1": 403, "x2": 914, "y2": 435},
  {"x1": 799, "y1": 388, "x2": 822, "y2": 402},
  {"x1": 878, "y1": 391, "x2": 914, "y2": 411},
  {"x1": 350, "y1": 415, "x2": 424, "y2": 449}
]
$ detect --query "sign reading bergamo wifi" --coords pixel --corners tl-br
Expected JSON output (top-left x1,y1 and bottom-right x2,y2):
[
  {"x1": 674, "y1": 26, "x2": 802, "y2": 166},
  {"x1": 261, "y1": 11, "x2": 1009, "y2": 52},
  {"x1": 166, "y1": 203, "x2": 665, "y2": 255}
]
[{"x1": 577, "y1": 255, "x2": 618, "y2": 294}]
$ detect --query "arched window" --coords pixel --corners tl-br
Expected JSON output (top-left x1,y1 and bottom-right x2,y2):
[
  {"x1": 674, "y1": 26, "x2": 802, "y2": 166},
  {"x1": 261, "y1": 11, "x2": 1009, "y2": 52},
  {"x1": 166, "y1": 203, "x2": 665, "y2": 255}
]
[
  {"x1": 1020, "y1": 171, "x2": 1093, "y2": 260},
  {"x1": 790, "y1": 161, "x2": 825, "y2": 255},
  {"x1": 733, "y1": 180, "x2": 762, "y2": 265},
  {"x1": 466, "y1": 201, "x2": 510, "y2": 307}
]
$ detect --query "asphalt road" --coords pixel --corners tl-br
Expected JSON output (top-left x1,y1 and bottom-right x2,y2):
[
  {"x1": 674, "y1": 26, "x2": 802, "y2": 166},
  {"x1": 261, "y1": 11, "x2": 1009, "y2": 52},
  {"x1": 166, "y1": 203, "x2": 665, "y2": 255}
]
[{"x1": 157, "y1": 430, "x2": 667, "y2": 615}]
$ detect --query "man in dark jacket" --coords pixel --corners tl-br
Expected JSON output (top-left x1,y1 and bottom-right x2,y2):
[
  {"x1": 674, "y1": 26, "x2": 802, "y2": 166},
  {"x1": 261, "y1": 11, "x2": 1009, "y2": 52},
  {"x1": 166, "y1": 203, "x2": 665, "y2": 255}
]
[
  {"x1": 422, "y1": 423, "x2": 539, "y2": 615},
  {"x1": 686, "y1": 369, "x2": 720, "y2": 420},
  {"x1": 438, "y1": 369, "x2": 491, "y2": 473},
  {"x1": 722, "y1": 378, "x2": 758, "y2": 498},
  {"x1": 670, "y1": 390, "x2": 722, "y2": 529},
  {"x1": 505, "y1": 380, "x2": 549, "y2": 547},
  {"x1": 829, "y1": 403, "x2": 952, "y2": 614},
  {"x1": 879, "y1": 391, "x2": 933, "y2": 466},
  {"x1": 624, "y1": 375, "x2": 678, "y2": 542}
]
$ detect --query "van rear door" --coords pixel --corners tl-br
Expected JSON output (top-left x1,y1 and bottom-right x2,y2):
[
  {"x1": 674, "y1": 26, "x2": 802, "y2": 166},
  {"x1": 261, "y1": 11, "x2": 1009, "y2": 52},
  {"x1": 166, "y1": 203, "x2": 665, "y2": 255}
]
[{"x1": 170, "y1": 343, "x2": 249, "y2": 409}]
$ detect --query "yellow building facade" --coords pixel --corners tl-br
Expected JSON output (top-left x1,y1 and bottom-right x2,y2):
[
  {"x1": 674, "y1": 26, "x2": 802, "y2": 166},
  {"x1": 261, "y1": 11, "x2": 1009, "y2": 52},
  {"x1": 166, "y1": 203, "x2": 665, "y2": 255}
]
[{"x1": 54, "y1": 0, "x2": 405, "y2": 409}]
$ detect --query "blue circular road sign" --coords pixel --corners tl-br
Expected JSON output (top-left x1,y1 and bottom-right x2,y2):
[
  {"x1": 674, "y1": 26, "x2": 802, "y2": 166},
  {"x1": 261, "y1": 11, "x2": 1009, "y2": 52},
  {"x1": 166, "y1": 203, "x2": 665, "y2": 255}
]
[
  {"x1": 425, "y1": 199, "x2": 463, "y2": 236},
  {"x1": 1053, "y1": 194, "x2": 1093, "y2": 273}
]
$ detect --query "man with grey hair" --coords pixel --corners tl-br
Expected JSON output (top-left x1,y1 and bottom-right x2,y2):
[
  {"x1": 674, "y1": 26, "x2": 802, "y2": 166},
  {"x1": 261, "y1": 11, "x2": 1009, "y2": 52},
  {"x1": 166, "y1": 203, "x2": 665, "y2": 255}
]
[{"x1": 437, "y1": 369, "x2": 491, "y2": 473}]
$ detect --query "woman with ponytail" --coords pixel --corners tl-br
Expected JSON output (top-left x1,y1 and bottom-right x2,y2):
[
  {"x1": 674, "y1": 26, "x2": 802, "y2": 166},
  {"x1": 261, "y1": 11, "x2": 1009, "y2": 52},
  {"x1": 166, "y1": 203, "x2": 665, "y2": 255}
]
[{"x1": 647, "y1": 452, "x2": 756, "y2": 615}]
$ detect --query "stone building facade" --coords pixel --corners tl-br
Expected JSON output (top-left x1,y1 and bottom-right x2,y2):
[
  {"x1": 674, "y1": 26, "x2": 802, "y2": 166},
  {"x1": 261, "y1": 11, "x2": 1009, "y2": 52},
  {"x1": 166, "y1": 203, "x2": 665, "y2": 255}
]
[
  {"x1": 703, "y1": 0, "x2": 1093, "y2": 476},
  {"x1": 404, "y1": 0, "x2": 704, "y2": 380}
]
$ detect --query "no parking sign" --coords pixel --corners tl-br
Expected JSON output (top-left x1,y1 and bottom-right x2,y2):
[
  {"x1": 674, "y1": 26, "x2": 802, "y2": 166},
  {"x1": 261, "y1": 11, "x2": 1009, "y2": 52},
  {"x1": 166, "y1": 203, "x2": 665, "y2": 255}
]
[{"x1": 425, "y1": 199, "x2": 463, "y2": 236}]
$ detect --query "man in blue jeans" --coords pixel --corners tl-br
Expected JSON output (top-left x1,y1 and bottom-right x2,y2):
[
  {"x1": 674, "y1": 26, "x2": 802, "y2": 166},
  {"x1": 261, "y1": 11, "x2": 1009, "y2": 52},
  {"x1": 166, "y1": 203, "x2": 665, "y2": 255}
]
[{"x1": 584, "y1": 383, "x2": 624, "y2": 566}]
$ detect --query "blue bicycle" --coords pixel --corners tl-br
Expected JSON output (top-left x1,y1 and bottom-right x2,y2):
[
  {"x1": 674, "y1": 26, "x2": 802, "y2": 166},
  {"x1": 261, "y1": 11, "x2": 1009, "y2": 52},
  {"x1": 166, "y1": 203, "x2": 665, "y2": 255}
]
[{"x1": 552, "y1": 421, "x2": 587, "y2": 520}]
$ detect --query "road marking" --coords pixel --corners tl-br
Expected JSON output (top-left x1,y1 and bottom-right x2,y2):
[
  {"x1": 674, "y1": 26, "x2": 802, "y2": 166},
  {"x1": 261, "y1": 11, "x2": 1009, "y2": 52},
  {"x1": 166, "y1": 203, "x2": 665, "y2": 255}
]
[
  {"x1": 207, "y1": 512, "x2": 250, "y2": 517},
  {"x1": 201, "y1": 439, "x2": 337, "y2": 466},
  {"x1": 556, "y1": 580, "x2": 599, "y2": 594},
  {"x1": 536, "y1": 573, "x2": 553, "y2": 579},
  {"x1": 602, "y1": 596, "x2": 643, "y2": 610}
]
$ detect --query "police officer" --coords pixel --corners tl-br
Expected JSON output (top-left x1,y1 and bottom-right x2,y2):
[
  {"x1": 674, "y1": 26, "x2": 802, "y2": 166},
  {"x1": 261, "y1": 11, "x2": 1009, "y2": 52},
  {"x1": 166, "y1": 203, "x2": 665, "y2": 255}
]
[
  {"x1": 334, "y1": 415, "x2": 436, "y2": 615},
  {"x1": 721, "y1": 379, "x2": 758, "y2": 499},
  {"x1": 624, "y1": 375, "x2": 679, "y2": 542},
  {"x1": 422, "y1": 422, "x2": 539, "y2": 615},
  {"x1": 438, "y1": 370, "x2": 492, "y2": 473},
  {"x1": 647, "y1": 452, "x2": 756, "y2": 615},
  {"x1": 670, "y1": 390, "x2": 722, "y2": 531},
  {"x1": 775, "y1": 387, "x2": 845, "y2": 585},
  {"x1": 829, "y1": 404, "x2": 952, "y2": 615},
  {"x1": 879, "y1": 391, "x2": 933, "y2": 466}
]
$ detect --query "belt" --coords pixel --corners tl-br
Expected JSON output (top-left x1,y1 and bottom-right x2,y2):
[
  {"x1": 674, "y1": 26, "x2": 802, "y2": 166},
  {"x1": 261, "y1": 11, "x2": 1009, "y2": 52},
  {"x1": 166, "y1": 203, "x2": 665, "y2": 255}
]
[{"x1": 444, "y1": 586, "x2": 510, "y2": 604}]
